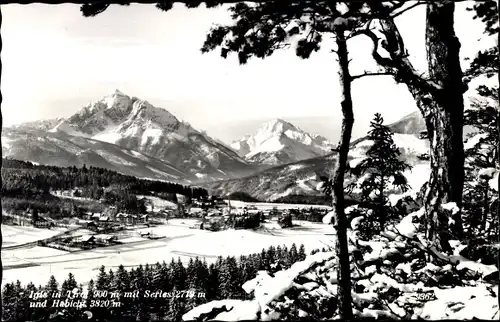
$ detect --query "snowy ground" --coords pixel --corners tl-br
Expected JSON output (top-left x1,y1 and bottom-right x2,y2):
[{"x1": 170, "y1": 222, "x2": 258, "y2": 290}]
[
  {"x1": 2, "y1": 225, "x2": 67, "y2": 248},
  {"x1": 226, "y1": 200, "x2": 332, "y2": 211},
  {"x1": 2, "y1": 219, "x2": 335, "y2": 286}
]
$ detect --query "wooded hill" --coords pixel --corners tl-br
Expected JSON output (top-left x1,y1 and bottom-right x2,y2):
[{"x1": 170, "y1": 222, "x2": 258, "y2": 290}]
[{"x1": 1, "y1": 159, "x2": 209, "y2": 216}]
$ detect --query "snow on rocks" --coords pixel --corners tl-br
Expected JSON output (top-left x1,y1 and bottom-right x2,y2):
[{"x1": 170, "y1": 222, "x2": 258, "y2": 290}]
[
  {"x1": 441, "y1": 202, "x2": 460, "y2": 214},
  {"x1": 185, "y1": 205, "x2": 500, "y2": 321},
  {"x1": 349, "y1": 157, "x2": 364, "y2": 169},
  {"x1": 183, "y1": 251, "x2": 337, "y2": 321}
]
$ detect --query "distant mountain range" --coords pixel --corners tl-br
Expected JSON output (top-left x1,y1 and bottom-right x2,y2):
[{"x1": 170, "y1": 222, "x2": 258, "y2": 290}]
[
  {"x1": 230, "y1": 118, "x2": 335, "y2": 166},
  {"x1": 207, "y1": 132, "x2": 431, "y2": 201},
  {"x1": 3, "y1": 90, "x2": 258, "y2": 183},
  {"x1": 2, "y1": 90, "x2": 432, "y2": 191},
  {"x1": 2, "y1": 127, "x2": 192, "y2": 183}
]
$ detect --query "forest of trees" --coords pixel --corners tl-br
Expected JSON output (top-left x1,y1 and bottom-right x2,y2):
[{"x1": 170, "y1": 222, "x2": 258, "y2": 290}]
[
  {"x1": 1, "y1": 159, "x2": 209, "y2": 215},
  {"x1": 2, "y1": 244, "x2": 308, "y2": 322}
]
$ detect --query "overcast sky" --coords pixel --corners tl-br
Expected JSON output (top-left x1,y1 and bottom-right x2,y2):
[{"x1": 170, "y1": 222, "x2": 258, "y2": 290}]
[{"x1": 0, "y1": 2, "x2": 492, "y2": 143}]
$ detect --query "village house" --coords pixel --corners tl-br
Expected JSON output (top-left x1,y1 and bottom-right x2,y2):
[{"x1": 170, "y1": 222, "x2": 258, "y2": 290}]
[
  {"x1": 126, "y1": 215, "x2": 138, "y2": 225},
  {"x1": 75, "y1": 235, "x2": 96, "y2": 247},
  {"x1": 95, "y1": 234, "x2": 117, "y2": 245},
  {"x1": 116, "y1": 213, "x2": 128, "y2": 224},
  {"x1": 99, "y1": 215, "x2": 110, "y2": 223}
]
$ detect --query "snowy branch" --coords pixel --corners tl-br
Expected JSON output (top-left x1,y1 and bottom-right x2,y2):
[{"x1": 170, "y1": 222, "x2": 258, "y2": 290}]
[{"x1": 388, "y1": 226, "x2": 498, "y2": 278}]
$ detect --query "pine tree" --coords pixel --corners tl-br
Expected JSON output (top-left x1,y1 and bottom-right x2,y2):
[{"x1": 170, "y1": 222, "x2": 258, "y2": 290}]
[
  {"x1": 218, "y1": 256, "x2": 241, "y2": 299},
  {"x1": 94, "y1": 266, "x2": 111, "y2": 320},
  {"x1": 2, "y1": 283, "x2": 17, "y2": 321},
  {"x1": 298, "y1": 244, "x2": 307, "y2": 261},
  {"x1": 86, "y1": 279, "x2": 96, "y2": 310},
  {"x1": 61, "y1": 273, "x2": 78, "y2": 295},
  {"x1": 170, "y1": 258, "x2": 187, "y2": 291},
  {"x1": 206, "y1": 263, "x2": 220, "y2": 300},
  {"x1": 166, "y1": 289, "x2": 186, "y2": 322},
  {"x1": 24, "y1": 282, "x2": 40, "y2": 321},
  {"x1": 266, "y1": 245, "x2": 277, "y2": 271},
  {"x1": 95, "y1": 265, "x2": 109, "y2": 291},
  {"x1": 349, "y1": 113, "x2": 412, "y2": 235},
  {"x1": 113, "y1": 265, "x2": 131, "y2": 316},
  {"x1": 288, "y1": 243, "x2": 299, "y2": 266},
  {"x1": 186, "y1": 258, "x2": 196, "y2": 288},
  {"x1": 463, "y1": 70, "x2": 499, "y2": 241}
]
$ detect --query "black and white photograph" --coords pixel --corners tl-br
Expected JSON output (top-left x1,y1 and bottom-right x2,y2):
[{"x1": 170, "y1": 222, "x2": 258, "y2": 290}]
[{"x1": 0, "y1": 1, "x2": 498, "y2": 321}]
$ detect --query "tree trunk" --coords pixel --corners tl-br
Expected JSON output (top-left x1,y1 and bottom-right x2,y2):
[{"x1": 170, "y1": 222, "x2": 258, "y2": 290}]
[
  {"x1": 496, "y1": 0, "x2": 499, "y2": 313},
  {"x1": 424, "y1": 1, "x2": 465, "y2": 253},
  {"x1": 379, "y1": 175, "x2": 385, "y2": 231},
  {"x1": 372, "y1": 2, "x2": 465, "y2": 254},
  {"x1": 331, "y1": 28, "x2": 354, "y2": 320},
  {"x1": 482, "y1": 185, "x2": 489, "y2": 231}
]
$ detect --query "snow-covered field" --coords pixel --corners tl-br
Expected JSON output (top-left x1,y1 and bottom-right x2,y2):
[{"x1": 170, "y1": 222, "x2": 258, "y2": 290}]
[
  {"x1": 2, "y1": 225, "x2": 67, "y2": 247},
  {"x1": 2, "y1": 219, "x2": 335, "y2": 286},
  {"x1": 226, "y1": 200, "x2": 332, "y2": 211}
]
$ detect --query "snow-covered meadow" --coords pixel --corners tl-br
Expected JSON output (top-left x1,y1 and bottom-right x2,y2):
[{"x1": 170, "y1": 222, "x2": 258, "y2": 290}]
[{"x1": 2, "y1": 219, "x2": 335, "y2": 287}]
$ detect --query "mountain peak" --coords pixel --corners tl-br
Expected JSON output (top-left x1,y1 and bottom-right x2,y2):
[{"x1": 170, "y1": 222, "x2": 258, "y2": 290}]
[
  {"x1": 262, "y1": 118, "x2": 296, "y2": 134},
  {"x1": 112, "y1": 89, "x2": 126, "y2": 96},
  {"x1": 230, "y1": 118, "x2": 335, "y2": 166}
]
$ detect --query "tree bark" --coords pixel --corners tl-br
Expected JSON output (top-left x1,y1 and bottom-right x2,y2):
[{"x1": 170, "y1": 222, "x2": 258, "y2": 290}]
[
  {"x1": 496, "y1": 0, "x2": 499, "y2": 314},
  {"x1": 423, "y1": 1, "x2": 465, "y2": 253},
  {"x1": 331, "y1": 28, "x2": 354, "y2": 320}
]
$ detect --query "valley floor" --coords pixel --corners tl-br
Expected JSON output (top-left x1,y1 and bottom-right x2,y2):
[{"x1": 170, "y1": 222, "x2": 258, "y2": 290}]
[{"x1": 1, "y1": 219, "x2": 335, "y2": 286}]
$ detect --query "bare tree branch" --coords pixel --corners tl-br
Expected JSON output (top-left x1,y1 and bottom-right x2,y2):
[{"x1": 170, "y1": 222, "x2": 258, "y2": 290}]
[
  {"x1": 390, "y1": 1, "x2": 426, "y2": 19},
  {"x1": 351, "y1": 71, "x2": 396, "y2": 81}
]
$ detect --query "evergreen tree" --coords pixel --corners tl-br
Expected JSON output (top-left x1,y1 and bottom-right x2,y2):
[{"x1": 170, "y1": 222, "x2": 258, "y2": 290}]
[
  {"x1": 170, "y1": 258, "x2": 187, "y2": 291},
  {"x1": 288, "y1": 243, "x2": 299, "y2": 266},
  {"x1": 298, "y1": 244, "x2": 307, "y2": 261},
  {"x1": 45, "y1": 275, "x2": 59, "y2": 294},
  {"x1": 61, "y1": 272, "x2": 78, "y2": 295},
  {"x1": 2, "y1": 283, "x2": 17, "y2": 321},
  {"x1": 166, "y1": 288, "x2": 186, "y2": 322},
  {"x1": 94, "y1": 266, "x2": 111, "y2": 320},
  {"x1": 266, "y1": 245, "x2": 277, "y2": 271},
  {"x1": 95, "y1": 265, "x2": 110, "y2": 291},
  {"x1": 462, "y1": 1, "x2": 499, "y2": 241},
  {"x1": 218, "y1": 256, "x2": 240, "y2": 299},
  {"x1": 23, "y1": 282, "x2": 42, "y2": 322},
  {"x1": 186, "y1": 258, "x2": 196, "y2": 288},
  {"x1": 86, "y1": 279, "x2": 96, "y2": 311},
  {"x1": 206, "y1": 263, "x2": 220, "y2": 301},
  {"x1": 113, "y1": 265, "x2": 132, "y2": 316},
  {"x1": 349, "y1": 113, "x2": 412, "y2": 235}
]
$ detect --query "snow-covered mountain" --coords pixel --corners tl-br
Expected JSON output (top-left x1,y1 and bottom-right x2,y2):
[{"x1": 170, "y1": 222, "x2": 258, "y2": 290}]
[
  {"x1": 208, "y1": 111, "x2": 433, "y2": 201},
  {"x1": 10, "y1": 118, "x2": 65, "y2": 132},
  {"x1": 230, "y1": 118, "x2": 335, "y2": 166},
  {"x1": 43, "y1": 90, "x2": 257, "y2": 181},
  {"x1": 2, "y1": 127, "x2": 192, "y2": 183}
]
